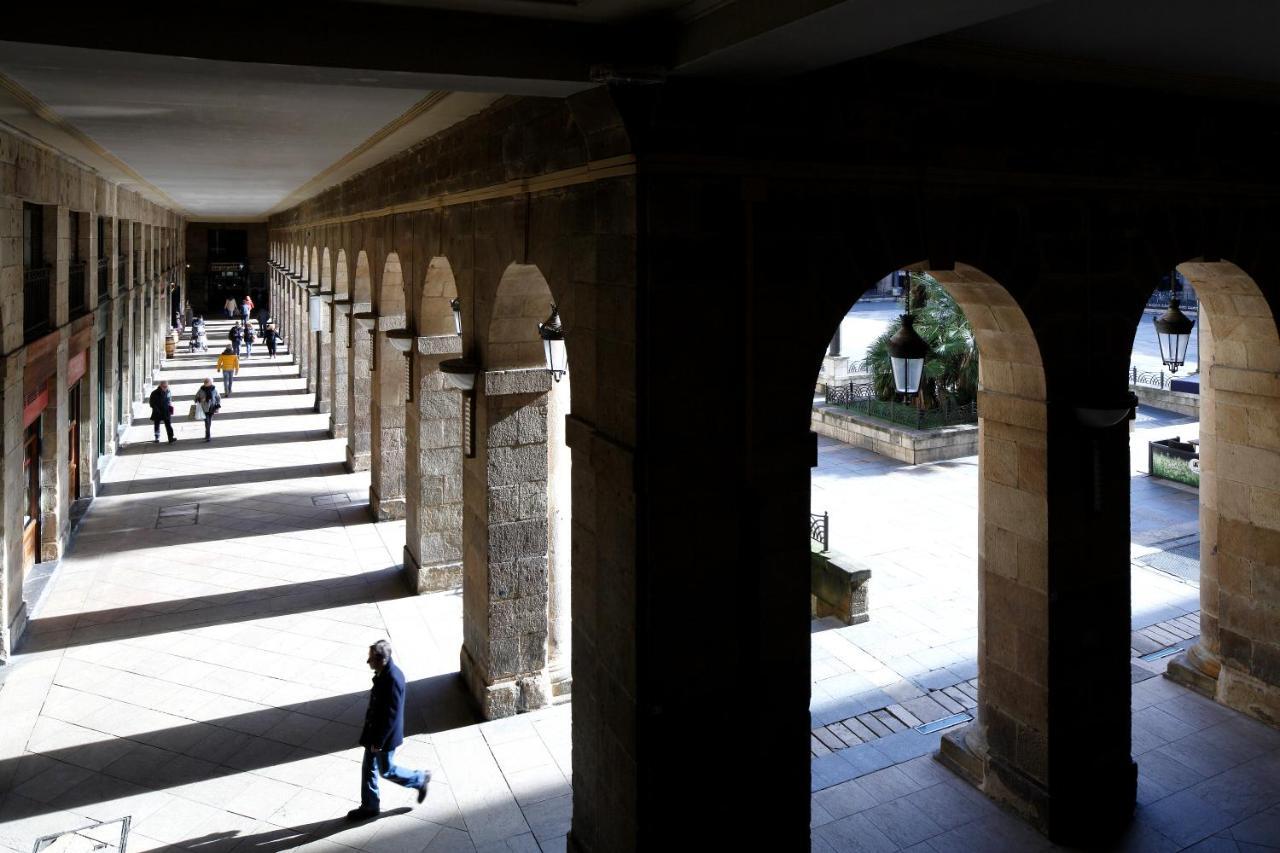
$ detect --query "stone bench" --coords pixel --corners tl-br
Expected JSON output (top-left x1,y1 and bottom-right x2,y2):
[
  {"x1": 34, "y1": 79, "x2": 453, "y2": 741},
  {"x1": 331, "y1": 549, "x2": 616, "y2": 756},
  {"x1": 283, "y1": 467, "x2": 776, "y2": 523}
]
[{"x1": 811, "y1": 543, "x2": 871, "y2": 625}]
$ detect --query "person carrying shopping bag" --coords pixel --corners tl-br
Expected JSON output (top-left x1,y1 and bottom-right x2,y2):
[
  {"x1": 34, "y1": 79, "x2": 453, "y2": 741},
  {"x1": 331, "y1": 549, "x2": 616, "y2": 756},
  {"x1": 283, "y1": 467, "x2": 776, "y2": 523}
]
[
  {"x1": 216, "y1": 346, "x2": 240, "y2": 396},
  {"x1": 193, "y1": 377, "x2": 221, "y2": 442}
]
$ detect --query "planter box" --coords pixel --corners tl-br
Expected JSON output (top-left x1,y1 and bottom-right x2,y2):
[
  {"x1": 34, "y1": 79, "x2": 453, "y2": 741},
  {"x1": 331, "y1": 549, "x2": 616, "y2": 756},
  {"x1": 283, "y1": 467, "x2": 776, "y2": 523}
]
[
  {"x1": 811, "y1": 542, "x2": 871, "y2": 625},
  {"x1": 1149, "y1": 436, "x2": 1200, "y2": 488},
  {"x1": 811, "y1": 403, "x2": 977, "y2": 465}
]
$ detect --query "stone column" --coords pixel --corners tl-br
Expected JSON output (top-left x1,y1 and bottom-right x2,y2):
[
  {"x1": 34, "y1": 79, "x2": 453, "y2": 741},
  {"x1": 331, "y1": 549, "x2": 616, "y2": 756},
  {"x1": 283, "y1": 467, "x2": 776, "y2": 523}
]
[
  {"x1": 1167, "y1": 262, "x2": 1280, "y2": 725},
  {"x1": 39, "y1": 342, "x2": 68, "y2": 562},
  {"x1": 315, "y1": 293, "x2": 332, "y2": 414},
  {"x1": 460, "y1": 367, "x2": 552, "y2": 719},
  {"x1": 404, "y1": 334, "x2": 464, "y2": 591},
  {"x1": 345, "y1": 298, "x2": 373, "y2": 472},
  {"x1": 0, "y1": 353, "x2": 24, "y2": 663},
  {"x1": 369, "y1": 319, "x2": 407, "y2": 520},
  {"x1": 330, "y1": 300, "x2": 350, "y2": 438},
  {"x1": 546, "y1": 371, "x2": 572, "y2": 701}
]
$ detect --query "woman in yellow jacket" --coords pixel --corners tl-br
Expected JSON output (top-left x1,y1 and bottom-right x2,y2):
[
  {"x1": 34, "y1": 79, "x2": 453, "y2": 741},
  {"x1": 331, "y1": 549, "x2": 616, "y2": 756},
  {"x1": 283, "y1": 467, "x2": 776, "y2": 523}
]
[{"x1": 216, "y1": 346, "x2": 240, "y2": 396}]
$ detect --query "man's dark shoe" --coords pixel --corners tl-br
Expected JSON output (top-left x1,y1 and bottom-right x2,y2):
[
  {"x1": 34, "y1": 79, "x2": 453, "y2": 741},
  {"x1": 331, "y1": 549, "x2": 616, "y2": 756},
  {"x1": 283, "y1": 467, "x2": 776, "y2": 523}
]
[
  {"x1": 346, "y1": 808, "x2": 378, "y2": 821},
  {"x1": 417, "y1": 772, "x2": 432, "y2": 803}
]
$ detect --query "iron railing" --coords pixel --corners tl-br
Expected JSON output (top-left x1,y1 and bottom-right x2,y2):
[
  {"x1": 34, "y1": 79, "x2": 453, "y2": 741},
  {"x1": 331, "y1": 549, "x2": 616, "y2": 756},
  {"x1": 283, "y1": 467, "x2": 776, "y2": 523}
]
[
  {"x1": 97, "y1": 257, "x2": 110, "y2": 304},
  {"x1": 825, "y1": 381, "x2": 979, "y2": 429},
  {"x1": 1131, "y1": 367, "x2": 1171, "y2": 389},
  {"x1": 68, "y1": 260, "x2": 87, "y2": 318},
  {"x1": 24, "y1": 266, "x2": 51, "y2": 339},
  {"x1": 810, "y1": 512, "x2": 829, "y2": 552},
  {"x1": 1147, "y1": 290, "x2": 1198, "y2": 311}
]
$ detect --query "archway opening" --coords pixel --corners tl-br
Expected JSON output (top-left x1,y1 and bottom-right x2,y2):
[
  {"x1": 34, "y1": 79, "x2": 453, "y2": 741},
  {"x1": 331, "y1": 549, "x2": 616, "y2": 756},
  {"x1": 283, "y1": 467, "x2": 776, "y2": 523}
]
[{"x1": 809, "y1": 263, "x2": 1050, "y2": 835}]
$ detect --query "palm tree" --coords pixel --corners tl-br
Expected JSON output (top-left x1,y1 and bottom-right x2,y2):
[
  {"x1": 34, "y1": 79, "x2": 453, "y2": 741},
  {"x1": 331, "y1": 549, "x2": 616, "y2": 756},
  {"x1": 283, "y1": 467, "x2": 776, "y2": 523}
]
[{"x1": 865, "y1": 273, "x2": 978, "y2": 408}]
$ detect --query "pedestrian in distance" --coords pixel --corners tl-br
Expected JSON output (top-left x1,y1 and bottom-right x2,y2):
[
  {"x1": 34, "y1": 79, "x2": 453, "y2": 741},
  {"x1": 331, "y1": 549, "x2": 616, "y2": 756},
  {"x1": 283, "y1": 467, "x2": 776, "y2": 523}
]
[
  {"x1": 243, "y1": 323, "x2": 256, "y2": 358},
  {"x1": 229, "y1": 322, "x2": 243, "y2": 355},
  {"x1": 264, "y1": 324, "x2": 282, "y2": 359},
  {"x1": 241, "y1": 294, "x2": 253, "y2": 322},
  {"x1": 257, "y1": 304, "x2": 271, "y2": 336},
  {"x1": 148, "y1": 381, "x2": 176, "y2": 444},
  {"x1": 194, "y1": 378, "x2": 220, "y2": 442},
  {"x1": 347, "y1": 640, "x2": 430, "y2": 821},
  {"x1": 216, "y1": 346, "x2": 240, "y2": 396},
  {"x1": 224, "y1": 296, "x2": 236, "y2": 319}
]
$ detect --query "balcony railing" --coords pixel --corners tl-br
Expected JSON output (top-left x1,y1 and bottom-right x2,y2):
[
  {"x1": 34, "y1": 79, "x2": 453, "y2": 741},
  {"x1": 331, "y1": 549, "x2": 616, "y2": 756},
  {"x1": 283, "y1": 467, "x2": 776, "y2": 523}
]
[
  {"x1": 97, "y1": 257, "x2": 110, "y2": 304},
  {"x1": 68, "y1": 260, "x2": 87, "y2": 318},
  {"x1": 24, "y1": 266, "x2": 51, "y2": 340}
]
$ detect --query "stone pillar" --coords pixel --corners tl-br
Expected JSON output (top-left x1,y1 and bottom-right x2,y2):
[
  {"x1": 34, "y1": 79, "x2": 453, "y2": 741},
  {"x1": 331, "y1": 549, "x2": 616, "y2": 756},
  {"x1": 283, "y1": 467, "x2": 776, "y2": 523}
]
[
  {"x1": 369, "y1": 321, "x2": 407, "y2": 520},
  {"x1": 404, "y1": 335, "x2": 464, "y2": 591},
  {"x1": 0, "y1": 352, "x2": 24, "y2": 663},
  {"x1": 1167, "y1": 262, "x2": 1280, "y2": 725},
  {"x1": 315, "y1": 294, "x2": 332, "y2": 414},
  {"x1": 39, "y1": 342, "x2": 69, "y2": 562},
  {"x1": 345, "y1": 299, "x2": 373, "y2": 472},
  {"x1": 546, "y1": 371, "x2": 572, "y2": 701},
  {"x1": 460, "y1": 368, "x2": 552, "y2": 719},
  {"x1": 330, "y1": 301, "x2": 350, "y2": 438}
]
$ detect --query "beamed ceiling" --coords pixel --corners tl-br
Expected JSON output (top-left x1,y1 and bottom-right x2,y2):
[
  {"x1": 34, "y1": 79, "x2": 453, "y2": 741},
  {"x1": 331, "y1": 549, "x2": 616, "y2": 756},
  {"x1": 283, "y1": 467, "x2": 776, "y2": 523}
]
[{"x1": 0, "y1": 0, "x2": 1275, "y2": 221}]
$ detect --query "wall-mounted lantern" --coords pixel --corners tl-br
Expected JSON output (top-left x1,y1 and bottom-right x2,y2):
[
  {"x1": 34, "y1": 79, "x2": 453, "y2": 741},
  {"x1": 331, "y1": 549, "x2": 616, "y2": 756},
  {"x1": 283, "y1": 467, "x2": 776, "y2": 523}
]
[
  {"x1": 538, "y1": 304, "x2": 566, "y2": 382},
  {"x1": 450, "y1": 297, "x2": 463, "y2": 337},
  {"x1": 886, "y1": 313, "x2": 930, "y2": 399},
  {"x1": 1153, "y1": 296, "x2": 1195, "y2": 374}
]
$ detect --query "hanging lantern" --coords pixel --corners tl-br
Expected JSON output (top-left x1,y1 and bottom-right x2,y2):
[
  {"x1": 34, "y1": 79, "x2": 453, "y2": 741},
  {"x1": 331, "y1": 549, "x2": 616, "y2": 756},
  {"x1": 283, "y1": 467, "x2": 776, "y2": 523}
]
[
  {"x1": 886, "y1": 313, "x2": 930, "y2": 397},
  {"x1": 1153, "y1": 297, "x2": 1194, "y2": 374},
  {"x1": 450, "y1": 297, "x2": 463, "y2": 336},
  {"x1": 538, "y1": 303, "x2": 566, "y2": 382}
]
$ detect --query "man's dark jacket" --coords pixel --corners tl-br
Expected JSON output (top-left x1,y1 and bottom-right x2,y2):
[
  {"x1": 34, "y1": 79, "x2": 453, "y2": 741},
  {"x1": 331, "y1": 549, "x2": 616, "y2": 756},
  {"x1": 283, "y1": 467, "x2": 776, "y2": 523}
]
[
  {"x1": 360, "y1": 660, "x2": 407, "y2": 751},
  {"x1": 147, "y1": 387, "x2": 171, "y2": 421}
]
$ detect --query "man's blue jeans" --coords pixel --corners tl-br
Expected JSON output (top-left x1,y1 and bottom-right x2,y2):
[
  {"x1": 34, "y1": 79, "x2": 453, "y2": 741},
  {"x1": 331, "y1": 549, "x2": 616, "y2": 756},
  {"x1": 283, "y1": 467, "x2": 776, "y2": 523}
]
[{"x1": 361, "y1": 747, "x2": 426, "y2": 811}]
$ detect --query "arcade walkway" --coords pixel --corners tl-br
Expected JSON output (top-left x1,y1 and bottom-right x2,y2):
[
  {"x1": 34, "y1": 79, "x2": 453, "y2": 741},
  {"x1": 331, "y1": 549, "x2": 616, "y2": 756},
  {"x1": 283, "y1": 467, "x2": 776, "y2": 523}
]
[{"x1": 0, "y1": 321, "x2": 572, "y2": 853}]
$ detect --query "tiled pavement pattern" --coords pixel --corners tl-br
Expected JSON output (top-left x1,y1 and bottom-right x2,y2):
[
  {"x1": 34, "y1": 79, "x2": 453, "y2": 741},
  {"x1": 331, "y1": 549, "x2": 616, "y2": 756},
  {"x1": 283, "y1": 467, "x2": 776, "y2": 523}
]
[{"x1": 0, "y1": 321, "x2": 572, "y2": 853}]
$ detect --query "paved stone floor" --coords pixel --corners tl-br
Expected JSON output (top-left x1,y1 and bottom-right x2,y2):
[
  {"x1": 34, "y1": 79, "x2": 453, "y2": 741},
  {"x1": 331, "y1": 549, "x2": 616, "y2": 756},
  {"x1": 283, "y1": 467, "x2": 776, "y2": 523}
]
[
  {"x1": 0, "y1": 321, "x2": 571, "y2": 853},
  {"x1": 2, "y1": 332, "x2": 1275, "y2": 853},
  {"x1": 809, "y1": 406, "x2": 1280, "y2": 851}
]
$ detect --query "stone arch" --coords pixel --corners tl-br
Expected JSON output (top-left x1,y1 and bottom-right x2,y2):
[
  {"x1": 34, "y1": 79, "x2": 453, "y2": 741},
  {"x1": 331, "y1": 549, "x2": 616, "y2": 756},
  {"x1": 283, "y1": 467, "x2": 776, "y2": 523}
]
[
  {"x1": 461, "y1": 261, "x2": 573, "y2": 718},
  {"x1": 1161, "y1": 260, "x2": 1280, "y2": 725},
  {"x1": 487, "y1": 263, "x2": 556, "y2": 369},
  {"x1": 813, "y1": 262, "x2": 1050, "y2": 819},
  {"x1": 345, "y1": 250, "x2": 374, "y2": 472},
  {"x1": 418, "y1": 256, "x2": 459, "y2": 338},
  {"x1": 369, "y1": 252, "x2": 408, "y2": 519}
]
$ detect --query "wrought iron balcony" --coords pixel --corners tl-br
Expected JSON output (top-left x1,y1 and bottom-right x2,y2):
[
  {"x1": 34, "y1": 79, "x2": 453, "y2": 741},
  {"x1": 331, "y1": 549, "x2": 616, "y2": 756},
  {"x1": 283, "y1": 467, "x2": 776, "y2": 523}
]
[
  {"x1": 98, "y1": 257, "x2": 110, "y2": 304},
  {"x1": 24, "y1": 266, "x2": 51, "y2": 340},
  {"x1": 68, "y1": 260, "x2": 87, "y2": 318}
]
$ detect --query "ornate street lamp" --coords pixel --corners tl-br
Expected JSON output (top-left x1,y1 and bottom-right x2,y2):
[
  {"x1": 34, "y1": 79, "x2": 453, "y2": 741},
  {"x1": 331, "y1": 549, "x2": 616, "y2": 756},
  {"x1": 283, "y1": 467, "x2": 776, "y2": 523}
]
[
  {"x1": 538, "y1": 304, "x2": 566, "y2": 382},
  {"x1": 886, "y1": 313, "x2": 930, "y2": 399},
  {"x1": 450, "y1": 297, "x2": 463, "y2": 336},
  {"x1": 1153, "y1": 296, "x2": 1195, "y2": 374}
]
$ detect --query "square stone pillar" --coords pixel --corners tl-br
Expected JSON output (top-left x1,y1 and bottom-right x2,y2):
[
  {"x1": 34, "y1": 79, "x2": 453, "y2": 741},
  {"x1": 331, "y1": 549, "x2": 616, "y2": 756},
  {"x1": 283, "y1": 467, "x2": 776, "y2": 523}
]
[
  {"x1": 345, "y1": 301, "x2": 373, "y2": 472},
  {"x1": 404, "y1": 334, "x2": 464, "y2": 592},
  {"x1": 39, "y1": 340, "x2": 69, "y2": 562},
  {"x1": 461, "y1": 367, "x2": 553, "y2": 719},
  {"x1": 329, "y1": 301, "x2": 350, "y2": 438},
  {"x1": 0, "y1": 353, "x2": 24, "y2": 662},
  {"x1": 314, "y1": 296, "x2": 332, "y2": 415},
  {"x1": 369, "y1": 319, "x2": 408, "y2": 520}
]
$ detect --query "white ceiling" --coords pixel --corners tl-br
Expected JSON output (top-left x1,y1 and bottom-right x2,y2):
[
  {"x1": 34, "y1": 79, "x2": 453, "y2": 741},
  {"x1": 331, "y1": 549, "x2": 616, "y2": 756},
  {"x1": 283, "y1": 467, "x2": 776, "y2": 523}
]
[{"x1": 0, "y1": 42, "x2": 497, "y2": 220}]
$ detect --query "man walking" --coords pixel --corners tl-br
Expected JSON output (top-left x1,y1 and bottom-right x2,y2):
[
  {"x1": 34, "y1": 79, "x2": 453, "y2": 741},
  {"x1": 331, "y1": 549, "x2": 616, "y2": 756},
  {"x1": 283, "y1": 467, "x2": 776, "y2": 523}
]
[
  {"x1": 348, "y1": 640, "x2": 430, "y2": 820},
  {"x1": 148, "y1": 381, "x2": 176, "y2": 443}
]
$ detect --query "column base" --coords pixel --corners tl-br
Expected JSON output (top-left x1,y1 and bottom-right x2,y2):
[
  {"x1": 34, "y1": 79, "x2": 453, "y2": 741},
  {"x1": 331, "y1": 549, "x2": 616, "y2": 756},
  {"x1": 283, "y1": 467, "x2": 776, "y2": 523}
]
[
  {"x1": 1165, "y1": 647, "x2": 1218, "y2": 699},
  {"x1": 549, "y1": 660, "x2": 572, "y2": 704},
  {"x1": 345, "y1": 448, "x2": 370, "y2": 473},
  {"x1": 401, "y1": 546, "x2": 462, "y2": 593},
  {"x1": 2, "y1": 600, "x2": 29, "y2": 662},
  {"x1": 314, "y1": 400, "x2": 332, "y2": 414},
  {"x1": 460, "y1": 643, "x2": 551, "y2": 720},
  {"x1": 329, "y1": 421, "x2": 348, "y2": 440},
  {"x1": 938, "y1": 723, "x2": 1135, "y2": 846},
  {"x1": 369, "y1": 488, "x2": 406, "y2": 521}
]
